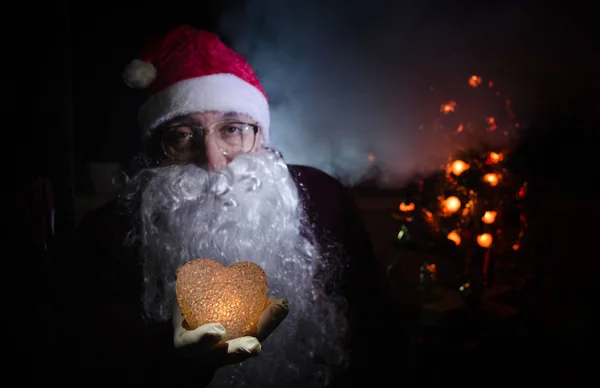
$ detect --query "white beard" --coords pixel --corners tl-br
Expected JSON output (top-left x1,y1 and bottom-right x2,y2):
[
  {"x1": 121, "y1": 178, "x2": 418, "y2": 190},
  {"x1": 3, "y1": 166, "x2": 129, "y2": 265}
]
[{"x1": 127, "y1": 150, "x2": 349, "y2": 387}]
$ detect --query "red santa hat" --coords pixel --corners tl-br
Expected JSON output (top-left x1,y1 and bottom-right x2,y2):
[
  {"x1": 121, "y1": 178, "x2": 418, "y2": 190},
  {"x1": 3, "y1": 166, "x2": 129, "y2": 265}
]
[{"x1": 123, "y1": 25, "x2": 270, "y2": 144}]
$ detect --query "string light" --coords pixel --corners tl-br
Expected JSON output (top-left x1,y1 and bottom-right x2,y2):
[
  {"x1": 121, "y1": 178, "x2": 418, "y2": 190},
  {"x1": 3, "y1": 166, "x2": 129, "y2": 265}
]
[
  {"x1": 447, "y1": 230, "x2": 461, "y2": 245},
  {"x1": 391, "y1": 73, "x2": 530, "y2": 292},
  {"x1": 477, "y1": 233, "x2": 493, "y2": 248},
  {"x1": 442, "y1": 196, "x2": 461, "y2": 214},
  {"x1": 482, "y1": 211, "x2": 497, "y2": 224},
  {"x1": 449, "y1": 160, "x2": 469, "y2": 176}
]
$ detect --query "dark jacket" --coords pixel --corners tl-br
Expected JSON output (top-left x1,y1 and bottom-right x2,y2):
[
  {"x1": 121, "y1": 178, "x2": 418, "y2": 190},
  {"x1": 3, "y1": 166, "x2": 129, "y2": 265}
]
[{"x1": 62, "y1": 164, "x2": 388, "y2": 385}]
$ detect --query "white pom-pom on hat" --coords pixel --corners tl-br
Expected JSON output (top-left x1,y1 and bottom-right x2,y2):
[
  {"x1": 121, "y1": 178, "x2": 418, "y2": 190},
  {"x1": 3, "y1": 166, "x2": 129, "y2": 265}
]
[{"x1": 123, "y1": 59, "x2": 157, "y2": 89}]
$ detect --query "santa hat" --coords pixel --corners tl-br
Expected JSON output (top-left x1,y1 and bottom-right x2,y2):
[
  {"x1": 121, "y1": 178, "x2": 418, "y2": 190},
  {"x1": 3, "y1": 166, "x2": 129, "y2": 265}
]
[{"x1": 123, "y1": 25, "x2": 270, "y2": 144}]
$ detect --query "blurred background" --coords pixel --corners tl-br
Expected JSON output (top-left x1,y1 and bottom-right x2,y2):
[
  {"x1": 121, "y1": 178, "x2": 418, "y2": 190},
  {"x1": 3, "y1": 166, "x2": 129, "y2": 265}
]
[{"x1": 14, "y1": 0, "x2": 598, "y2": 385}]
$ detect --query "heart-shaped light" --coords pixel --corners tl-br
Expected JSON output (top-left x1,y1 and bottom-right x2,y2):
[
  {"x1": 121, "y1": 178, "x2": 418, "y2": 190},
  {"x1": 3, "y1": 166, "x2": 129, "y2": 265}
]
[{"x1": 176, "y1": 258, "x2": 268, "y2": 341}]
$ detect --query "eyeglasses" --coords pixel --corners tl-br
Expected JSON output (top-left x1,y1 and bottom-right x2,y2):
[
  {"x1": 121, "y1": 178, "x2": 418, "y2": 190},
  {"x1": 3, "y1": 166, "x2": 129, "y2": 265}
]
[{"x1": 160, "y1": 120, "x2": 259, "y2": 163}]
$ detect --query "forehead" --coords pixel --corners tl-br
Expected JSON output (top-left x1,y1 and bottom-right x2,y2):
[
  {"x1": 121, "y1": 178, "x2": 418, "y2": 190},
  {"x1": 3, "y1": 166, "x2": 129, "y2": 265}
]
[{"x1": 169, "y1": 111, "x2": 255, "y2": 124}]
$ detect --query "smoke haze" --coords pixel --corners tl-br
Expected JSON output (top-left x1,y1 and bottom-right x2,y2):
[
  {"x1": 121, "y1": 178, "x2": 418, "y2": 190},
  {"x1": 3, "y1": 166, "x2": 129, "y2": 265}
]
[{"x1": 217, "y1": 0, "x2": 594, "y2": 187}]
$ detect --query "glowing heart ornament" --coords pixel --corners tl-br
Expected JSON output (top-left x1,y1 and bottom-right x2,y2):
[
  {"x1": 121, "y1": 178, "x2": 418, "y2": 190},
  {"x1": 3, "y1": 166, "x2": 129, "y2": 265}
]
[{"x1": 175, "y1": 258, "x2": 268, "y2": 341}]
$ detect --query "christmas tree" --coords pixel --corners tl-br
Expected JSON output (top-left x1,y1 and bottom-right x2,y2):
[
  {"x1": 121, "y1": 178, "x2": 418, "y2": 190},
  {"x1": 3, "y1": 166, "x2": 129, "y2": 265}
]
[{"x1": 391, "y1": 75, "x2": 532, "y2": 302}]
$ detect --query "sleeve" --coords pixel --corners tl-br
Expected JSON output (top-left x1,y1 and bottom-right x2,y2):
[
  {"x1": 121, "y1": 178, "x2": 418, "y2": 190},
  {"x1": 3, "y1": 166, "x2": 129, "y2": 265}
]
[
  {"x1": 338, "y1": 186, "x2": 399, "y2": 378},
  {"x1": 59, "y1": 203, "x2": 215, "y2": 385},
  {"x1": 63, "y1": 204, "x2": 154, "y2": 373}
]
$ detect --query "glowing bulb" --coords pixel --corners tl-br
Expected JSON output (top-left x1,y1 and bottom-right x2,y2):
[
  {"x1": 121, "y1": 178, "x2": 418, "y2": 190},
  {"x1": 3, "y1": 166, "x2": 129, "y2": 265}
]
[
  {"x1": 443, "y1": 196, "x2": 461, "y2": 213},
  {"x1": 469, "y1": 75, "x2": 482, "y2": 87},
  {"x1": 399, "y1": 202, "x2": 415, "y2": 212},
  {"x1": 440, "y1": 101, "x2": 457, "y2": 114},
  {"x1": 447, "y1": 230, "x2": 461, "y2": 245},
  {"x1": 489, "y1": 152, "x2": 503, "y2": 164},
  {"x1": 450, "y1": 160, "x2": 469, "y2": 176},
  {"x1": 483, "y1": 173, "x2": 499, "y2": 186},
  {"x1": 477, "y1": 233, "x2": 493, "y2": 248},
  {"x1": 482, "y1": 211, "x2": 497, "y2": 224}
]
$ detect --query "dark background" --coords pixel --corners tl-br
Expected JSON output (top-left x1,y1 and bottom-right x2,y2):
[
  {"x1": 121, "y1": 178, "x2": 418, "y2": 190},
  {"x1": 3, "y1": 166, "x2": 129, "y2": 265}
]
[
  {"x1": 17, "y1": 0, "x2": 598, "y2": 208},
  {"x1": 13, "y1": 0, "x2": 598, "y2": 384}
]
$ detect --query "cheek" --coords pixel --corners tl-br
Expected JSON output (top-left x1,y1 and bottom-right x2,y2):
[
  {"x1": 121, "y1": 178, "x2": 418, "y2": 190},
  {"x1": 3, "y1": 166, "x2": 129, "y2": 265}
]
[
  {"x1": 252, "y1": 133, "x2": 263, "y2": 151},
  {"x1": 160, "y1": 145, "x2": 195, "y2": 166}
]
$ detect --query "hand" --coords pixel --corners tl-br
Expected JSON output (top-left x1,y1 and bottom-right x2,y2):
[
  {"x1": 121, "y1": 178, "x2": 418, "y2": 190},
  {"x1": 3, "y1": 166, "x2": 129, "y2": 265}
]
[{"x1": 172, "y1": 296, "x2": 289, "y2": 367}]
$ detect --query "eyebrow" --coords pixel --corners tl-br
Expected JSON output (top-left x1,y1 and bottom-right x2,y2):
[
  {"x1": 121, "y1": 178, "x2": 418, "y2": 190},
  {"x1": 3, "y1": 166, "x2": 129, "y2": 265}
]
[
  {"x1": 165, "y1": 115, "x2": 192, "y2": 126},
  {"x1": 172, "y1": 112, "x2": 239, "y2": 122},
  {"x1": 166, "y1": 112, "x2": 255, "y2": 127},
  {"x1": 221, "y1": 112, "x2": 256, "y2": 123}
]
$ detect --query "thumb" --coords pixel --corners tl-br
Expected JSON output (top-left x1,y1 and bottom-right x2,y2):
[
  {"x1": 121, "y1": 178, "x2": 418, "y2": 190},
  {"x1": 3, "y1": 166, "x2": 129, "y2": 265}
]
[{"x1": 256, "y1": 297, "x2": 289, "y2": 342}]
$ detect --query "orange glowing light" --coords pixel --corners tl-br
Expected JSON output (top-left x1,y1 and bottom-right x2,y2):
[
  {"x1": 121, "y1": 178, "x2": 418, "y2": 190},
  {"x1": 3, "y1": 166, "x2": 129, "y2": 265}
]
[
  {"x1": 447, "y1": 230, "x2": 461, "y2": 245},
  {"x1": 440, "y1": 101, "x2": 456, "y2": 114},
  {"x1": 449, "y1": 160, "x2": 469, "y2": 176},
  {"x1": 489, "y1": 152, "x2": 503, "y2": 163},
  {"x1": 486, "y1": 117, "x2": 497, "y2": 131},
  {"x1": 456, "y1": 123, "x2": 464, "y2": 133},
  {"x1": 423, "y1": 210, "x2": 433, "y2": 222},
  {"x1": 442, "y1": 196, "x2": 461, "y2": 214},
  {"x1": 399, "y1": 202, "x2": 415, "y2": 212},
  {"x1": 483, "y1": 173, "x2": 499, "y2": 186},
  {"x1": 176, "y1": 259, "x2": 268, "y2": 342},
  {"x1": 482, "y1": 211, "x2": 497, "y2": 224},
  {"x1": 468, "y1": 75, "x2": 482, "y2": 87},
  {"x1": 477, "y1": 233, "x2": 493, "y2": 248}
]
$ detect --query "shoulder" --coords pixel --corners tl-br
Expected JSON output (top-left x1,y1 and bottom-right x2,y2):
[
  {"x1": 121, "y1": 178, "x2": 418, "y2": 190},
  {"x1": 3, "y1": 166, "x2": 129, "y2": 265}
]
[
  {"x1": 287, "y1": 164, "x2": 339, "y2": 181},
  {"x1": 78, "y1": 197, "x2": 119, "y2": 228},
  {"x1": 76, "y1": 196, "x2": 131, "y2": 245},
  {"x1": 74, "y1": 196, "x2": 141, "y2": 283},
  {"x1": 287, "y1": 164, "x2": 358, "y2": 237},
  {"x1": 287, "y1": 164, "x2": 348, "y2": 198}
]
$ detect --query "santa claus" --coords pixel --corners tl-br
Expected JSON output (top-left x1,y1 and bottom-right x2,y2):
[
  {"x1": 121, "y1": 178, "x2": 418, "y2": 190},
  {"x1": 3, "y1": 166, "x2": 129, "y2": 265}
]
[{"x1": 69, "y1": 25, "x2": 383, "y2": 388}]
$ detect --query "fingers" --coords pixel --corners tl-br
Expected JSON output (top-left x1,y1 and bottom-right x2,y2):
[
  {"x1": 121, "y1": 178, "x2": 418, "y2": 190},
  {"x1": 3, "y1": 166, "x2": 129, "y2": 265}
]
[
  {"x1": 207, "y1": 336, "x2": 262, "y2": 366},
  {"x1": 172, "y1": 302, "x2": 186, "y2": 330},
  {"x1": 256, "y1": 297, "x2": 289, "y2": 342},
  {"x1": 174, "y1": 322, "x2": 226, "y2": 349},
  {"x1": 225, "y1": 336, "x2": 262, "y2": 358},
  {"x1": 171, "y1": 297, "x2": 286, "y2": 367}
]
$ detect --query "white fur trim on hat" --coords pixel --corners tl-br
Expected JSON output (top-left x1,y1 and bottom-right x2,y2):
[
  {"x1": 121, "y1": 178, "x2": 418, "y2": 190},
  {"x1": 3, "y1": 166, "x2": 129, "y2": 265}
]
[{"x1": 138, "y1": 73, "x2": 270, "y2": 144}]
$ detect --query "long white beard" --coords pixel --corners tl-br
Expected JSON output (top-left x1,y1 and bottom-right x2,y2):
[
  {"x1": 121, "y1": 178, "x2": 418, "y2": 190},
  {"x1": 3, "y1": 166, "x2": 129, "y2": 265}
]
[{"x1": 128, "y1": 150, "x2": 349, "y2": 387}]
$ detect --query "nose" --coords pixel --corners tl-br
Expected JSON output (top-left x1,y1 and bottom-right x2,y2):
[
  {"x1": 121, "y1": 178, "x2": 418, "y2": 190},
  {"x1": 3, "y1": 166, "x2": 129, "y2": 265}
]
[{"x1": 198, "y1": 136, "x2": 227, "y2": 171}]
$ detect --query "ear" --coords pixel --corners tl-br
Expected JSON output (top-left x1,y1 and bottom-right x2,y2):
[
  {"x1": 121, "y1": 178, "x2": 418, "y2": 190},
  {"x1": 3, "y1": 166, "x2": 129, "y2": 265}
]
[{"x1": 145, "y1": 129, "x2": 166, "y2": 164}]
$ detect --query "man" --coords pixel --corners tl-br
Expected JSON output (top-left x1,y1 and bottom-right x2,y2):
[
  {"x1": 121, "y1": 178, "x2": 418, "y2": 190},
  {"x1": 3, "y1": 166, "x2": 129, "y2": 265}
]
[{"x1": 67, "y1": 25, "x2": 388, "y2": 387}]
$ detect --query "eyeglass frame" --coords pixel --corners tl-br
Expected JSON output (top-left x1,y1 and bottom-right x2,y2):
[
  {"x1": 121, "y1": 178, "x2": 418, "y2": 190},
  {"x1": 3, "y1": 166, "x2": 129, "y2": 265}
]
[{"x1": 158, "y1": 119, "x2": 260, "y2": 164}]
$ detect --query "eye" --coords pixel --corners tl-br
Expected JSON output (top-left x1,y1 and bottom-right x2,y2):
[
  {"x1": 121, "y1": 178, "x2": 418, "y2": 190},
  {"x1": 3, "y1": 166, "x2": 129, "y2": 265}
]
[
  {"x1": 171, "y1": 129, "x2": 194, "y2": 143},
  {"x1": 220, "y1": 123, "x2": 253, "y2": 136},
  {"x1": 225, "y1": 124, "x2": 242, "y2": 134},
  {"x1": 164, "y1": 125, "x2": 199, "y2": 151}
]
